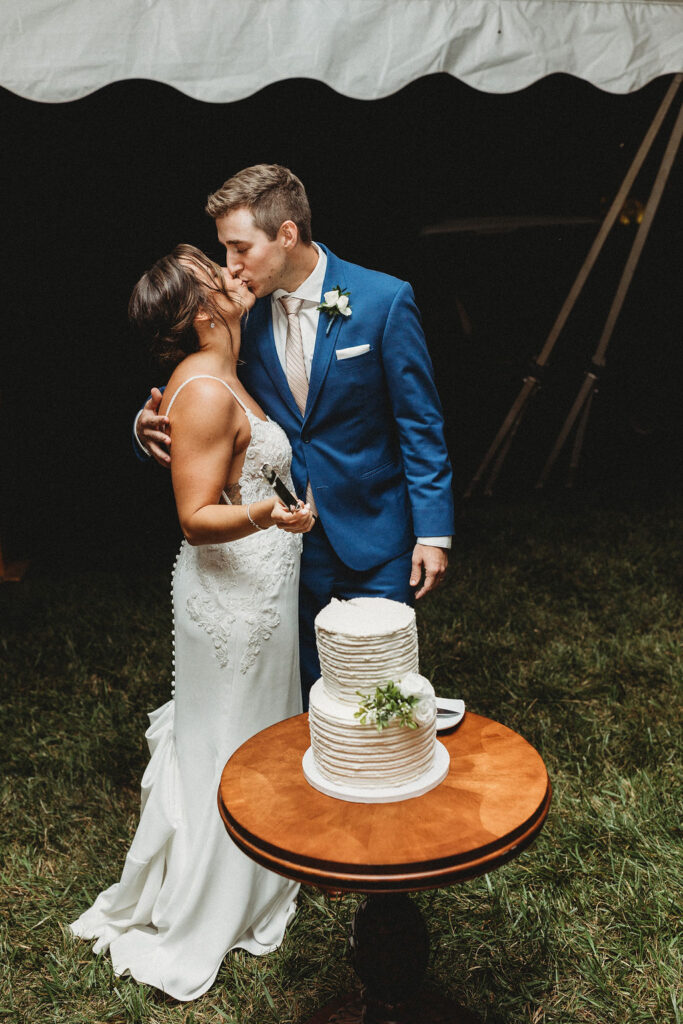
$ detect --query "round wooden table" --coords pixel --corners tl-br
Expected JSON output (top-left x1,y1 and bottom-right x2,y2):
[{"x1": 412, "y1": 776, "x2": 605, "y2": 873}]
[{"x1": 218, "y1": 712, "x2": 551, "y2": 1024}]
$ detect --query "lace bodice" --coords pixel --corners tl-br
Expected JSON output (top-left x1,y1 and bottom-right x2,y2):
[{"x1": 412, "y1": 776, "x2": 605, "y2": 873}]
[
  {"x1": 227, "y1": 407, "x2": 295, "y2": 506},
  {"x1": 164, "y1": 374, "x2": 297, "y2": 506},
  {"x1": 166, "y1": 375, "x2": 302, "y2": 675}
]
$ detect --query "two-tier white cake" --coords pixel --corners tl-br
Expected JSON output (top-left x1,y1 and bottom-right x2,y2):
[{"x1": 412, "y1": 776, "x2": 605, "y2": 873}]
[{"x1": 303, "y1": 597, "x2": 450, "y2": 802}]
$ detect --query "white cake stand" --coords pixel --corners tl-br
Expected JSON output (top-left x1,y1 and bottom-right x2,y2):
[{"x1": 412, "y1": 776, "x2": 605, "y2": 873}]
[{"x1": 302, "y1": 741, "x2": 450, "y2": 804}]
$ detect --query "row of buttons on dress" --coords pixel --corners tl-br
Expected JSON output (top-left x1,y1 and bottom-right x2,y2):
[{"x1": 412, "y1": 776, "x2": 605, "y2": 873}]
[{"x1": 170, "y1": 545, "x2": 181, "y2": 698}]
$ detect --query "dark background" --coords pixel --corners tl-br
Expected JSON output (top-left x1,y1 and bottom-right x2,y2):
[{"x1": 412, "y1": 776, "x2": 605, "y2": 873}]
[{"x1": 1, "y1": 73, "x2": 681, "y2": 570}]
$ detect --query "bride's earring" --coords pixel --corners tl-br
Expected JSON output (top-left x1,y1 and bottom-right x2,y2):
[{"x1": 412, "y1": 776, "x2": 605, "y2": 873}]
[{"x1": 210, "y1": 320, "x2": 216, "y2": 329}]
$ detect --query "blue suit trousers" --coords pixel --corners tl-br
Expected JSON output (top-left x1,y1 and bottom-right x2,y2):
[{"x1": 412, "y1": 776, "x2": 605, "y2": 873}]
[{"x1": 299, "y1": 519, "x2": 414, "y2": 709}]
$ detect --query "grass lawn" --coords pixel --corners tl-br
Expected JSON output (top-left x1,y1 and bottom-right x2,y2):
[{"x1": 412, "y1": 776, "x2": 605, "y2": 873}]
[{"x1": 1, "y1": 496, "x2": 681, "y2": 1023}]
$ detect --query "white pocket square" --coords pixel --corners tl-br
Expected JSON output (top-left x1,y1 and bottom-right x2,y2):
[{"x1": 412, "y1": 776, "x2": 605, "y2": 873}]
[{"x1": 336, "y1": 344, "x2": 370, "y2": 361}]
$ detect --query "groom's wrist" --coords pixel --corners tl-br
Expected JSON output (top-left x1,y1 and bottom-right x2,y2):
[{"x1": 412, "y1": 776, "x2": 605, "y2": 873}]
[{"x1": 417, "y1": 536, "x2": 452, "y2": 549}]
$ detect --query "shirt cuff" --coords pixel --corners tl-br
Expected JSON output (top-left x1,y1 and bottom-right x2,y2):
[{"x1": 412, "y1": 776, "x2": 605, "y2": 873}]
[
  {"x1": 133, "y1": 408, "x2": 152, "y2": 458},
  {"x1": 417, "y1": 536, "x2": 452, "y2": 549}
]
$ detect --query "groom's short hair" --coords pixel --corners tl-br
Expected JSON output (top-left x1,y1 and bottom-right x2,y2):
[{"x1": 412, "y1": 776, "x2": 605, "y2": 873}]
[{"x1": 206, "y1": 164, "x2": 312, "y2": 245}]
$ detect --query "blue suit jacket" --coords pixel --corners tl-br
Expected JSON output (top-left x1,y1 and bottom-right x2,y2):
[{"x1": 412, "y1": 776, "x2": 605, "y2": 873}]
[{"x1": 238, "y1": 244, "x2": 455, "y2": 572}]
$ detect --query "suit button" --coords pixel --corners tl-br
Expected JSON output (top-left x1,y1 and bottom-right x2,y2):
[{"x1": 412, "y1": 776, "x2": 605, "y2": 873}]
[{"x1": 302, "y1": 436, "x2": 310, "y2": 444}]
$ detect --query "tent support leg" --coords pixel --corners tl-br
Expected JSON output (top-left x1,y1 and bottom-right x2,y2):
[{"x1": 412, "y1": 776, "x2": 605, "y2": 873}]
[
  {"x1": 567, "y1": 383, "x2": 597, "y2": 489},
  {"x1": 484, "y1": 403, "x2": 527, "y2": 496},
  {"x1": 537, "y1": 95, "x2": 683, "y2": 488},
  {"x1": 536, "y1": 372, "x2": 598, "y2": 489},
  {"x1": 464, "y1": 377, "x2": 537, "y2": 498},
  {"x1": 465, "y1": 73, "x2": 682, "y2": 498}
]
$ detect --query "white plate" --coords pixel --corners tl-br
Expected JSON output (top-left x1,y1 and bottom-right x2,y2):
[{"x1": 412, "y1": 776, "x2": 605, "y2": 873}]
[{"x1": 435, "y1": 697, "x2": 465, "y2": 731}]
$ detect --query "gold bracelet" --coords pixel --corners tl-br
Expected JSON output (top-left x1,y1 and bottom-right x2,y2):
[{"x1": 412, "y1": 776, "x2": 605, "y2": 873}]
[{"x1": 246, "y1": 504, "x2": 265, "y2": 531}]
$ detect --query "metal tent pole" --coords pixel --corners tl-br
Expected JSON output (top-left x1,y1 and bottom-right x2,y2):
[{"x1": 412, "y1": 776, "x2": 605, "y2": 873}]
[
  {"x1": 567, "y1": 383, "x2": 596, "y2": 489},
  {"x1": 537, "y1": 96, "x2": 683, "y2": 488},
  {"x1": 465, "y1": 73, "x2": 682, "y2": 499}
]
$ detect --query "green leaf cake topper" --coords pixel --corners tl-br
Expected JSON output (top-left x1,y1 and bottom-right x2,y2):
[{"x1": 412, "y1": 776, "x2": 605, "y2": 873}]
[{"x1": 354, "y1": 675, "x2": 437, "y2": 733}]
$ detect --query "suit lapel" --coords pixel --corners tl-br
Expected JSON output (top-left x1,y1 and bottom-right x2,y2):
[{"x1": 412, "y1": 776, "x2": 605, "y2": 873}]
[
  {"x1": 249, "y1": 297, "x2": 302, "y2": 421},
  {"x1": 305, "y1": 246, "x2": 348, "y2": 422}
]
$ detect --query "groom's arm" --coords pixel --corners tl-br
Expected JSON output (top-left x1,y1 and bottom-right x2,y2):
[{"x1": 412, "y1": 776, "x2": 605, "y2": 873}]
[
  {"x1": 133, "y1": 387, "x2": 171, "y2": 465},
  {"x1": 380, "y1": 282, "x2": 455, "y2": 594}
]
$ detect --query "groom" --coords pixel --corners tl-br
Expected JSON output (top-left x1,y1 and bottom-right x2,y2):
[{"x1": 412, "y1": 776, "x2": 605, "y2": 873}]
[{"x1": 136, "y1": 164, "x2": 455, "y2": 705}]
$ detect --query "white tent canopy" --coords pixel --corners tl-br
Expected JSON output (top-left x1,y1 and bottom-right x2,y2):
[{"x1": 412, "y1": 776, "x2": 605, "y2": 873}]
[{"x1": 3, "y1": 0, "x2": 683, "y2": 103}]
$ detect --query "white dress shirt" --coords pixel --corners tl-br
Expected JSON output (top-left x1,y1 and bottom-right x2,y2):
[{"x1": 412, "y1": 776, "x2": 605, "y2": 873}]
[
  {"x1": 271, "y1": 244, "x2": 327, "y2": 380},
  {"x1": 272, "y1": 245, "x2": 450, "y2": 551}
]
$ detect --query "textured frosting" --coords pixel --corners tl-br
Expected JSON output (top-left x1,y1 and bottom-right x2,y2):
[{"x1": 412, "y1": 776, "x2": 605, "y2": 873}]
[
  {"x1": 315, "y1": 597, "x2": 419, "y2": 704},
  {"x1": 309, "y1": 597, "x2": 437, "y2": 790},
  {"x1": 309, "y1": 679, "x2": 436, "y2": 787}
]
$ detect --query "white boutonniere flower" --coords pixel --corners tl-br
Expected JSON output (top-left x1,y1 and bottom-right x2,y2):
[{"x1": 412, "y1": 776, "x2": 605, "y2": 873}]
[{"x1": 317, "y1": 285, "x2": 352, "y2": 335}]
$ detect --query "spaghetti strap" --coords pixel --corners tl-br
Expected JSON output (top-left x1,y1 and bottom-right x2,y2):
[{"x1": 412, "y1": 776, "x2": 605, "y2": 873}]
[{"x1": 165, "y1": 374, "x2": 249, "y2": 416}]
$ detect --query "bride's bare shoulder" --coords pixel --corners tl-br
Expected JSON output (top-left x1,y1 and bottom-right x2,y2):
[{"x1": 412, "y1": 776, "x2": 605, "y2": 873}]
[{"x1": 160, "y1": 363, "x2": 236, "y2": 419}]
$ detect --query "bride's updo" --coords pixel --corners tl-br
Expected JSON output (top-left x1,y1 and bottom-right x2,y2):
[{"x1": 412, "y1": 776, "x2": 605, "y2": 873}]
[{"x1": 129, "y1": 244, "x2": 245, "y2": 366}]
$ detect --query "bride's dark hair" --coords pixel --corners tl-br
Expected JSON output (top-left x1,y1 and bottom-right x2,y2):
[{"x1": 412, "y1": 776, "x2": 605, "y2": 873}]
[{"x1": 128, "y1": 244, "x2": 246, "y2": 367}]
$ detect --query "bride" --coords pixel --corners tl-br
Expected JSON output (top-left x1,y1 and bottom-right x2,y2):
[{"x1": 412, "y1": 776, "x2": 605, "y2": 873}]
[{"x1": 70, "y1": 245, "x2": 314, "y2": 1000}]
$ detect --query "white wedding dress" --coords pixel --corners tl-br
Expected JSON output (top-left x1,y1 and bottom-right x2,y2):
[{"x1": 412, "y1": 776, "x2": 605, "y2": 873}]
[{"x1": 70, "y1": 376, "x2": 303, "y2": 1001}]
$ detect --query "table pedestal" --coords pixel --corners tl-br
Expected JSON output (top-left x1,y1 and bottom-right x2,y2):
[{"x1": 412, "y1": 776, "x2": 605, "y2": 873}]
[{"x1": 305, "y1": 894, "x2": 482, "y2": 1024}]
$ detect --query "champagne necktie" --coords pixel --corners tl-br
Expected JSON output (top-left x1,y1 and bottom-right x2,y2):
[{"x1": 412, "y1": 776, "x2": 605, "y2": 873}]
[{"x1": 279, "y1": 295, "x2": 317, "y2": 516}]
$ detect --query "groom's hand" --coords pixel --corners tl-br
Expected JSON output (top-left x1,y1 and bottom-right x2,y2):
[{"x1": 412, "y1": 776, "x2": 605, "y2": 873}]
[
  {"x1": 410, "y1": 543, "x2": 448, "y2": 600},
  {"x1": 138, "y1": 388, "x2": 171, "y2": 466}
]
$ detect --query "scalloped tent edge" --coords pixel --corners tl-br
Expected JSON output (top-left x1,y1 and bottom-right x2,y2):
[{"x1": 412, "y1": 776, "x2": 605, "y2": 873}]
[{"x1": 2, "y1": 0, "x2": 683, "y2": 104}]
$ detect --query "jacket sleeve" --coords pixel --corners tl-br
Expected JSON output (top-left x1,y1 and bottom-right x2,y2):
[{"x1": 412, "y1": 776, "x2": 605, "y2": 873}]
[{"x1": 380, "y1": 282, "x2": 455, "y2": 538}]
